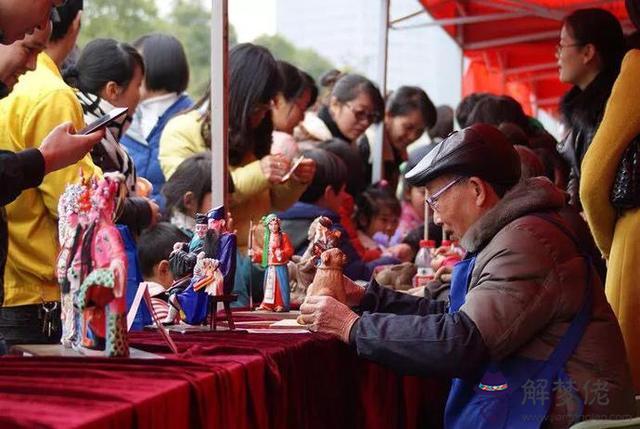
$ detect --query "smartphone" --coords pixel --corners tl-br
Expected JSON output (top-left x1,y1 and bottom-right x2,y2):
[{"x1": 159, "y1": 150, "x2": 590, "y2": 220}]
[{"x1": 79, "y1": 107, "x2": 129, "y2": 135}]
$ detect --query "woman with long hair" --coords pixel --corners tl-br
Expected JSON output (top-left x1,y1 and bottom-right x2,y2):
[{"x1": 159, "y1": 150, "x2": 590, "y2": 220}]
[{"x1": 556, "y1": 8, "x2": 625, "y2": 208}]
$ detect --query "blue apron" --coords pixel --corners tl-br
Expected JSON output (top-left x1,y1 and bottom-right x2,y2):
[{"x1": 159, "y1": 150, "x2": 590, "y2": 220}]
[{"x1": 444, "y1": 214, "x2": 591, "y2": 428}]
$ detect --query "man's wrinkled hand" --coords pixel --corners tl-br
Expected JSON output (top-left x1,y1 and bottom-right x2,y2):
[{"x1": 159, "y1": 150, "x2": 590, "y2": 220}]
[{"x1": 298, "y1": 295, "x2": 359, "y2": 343}]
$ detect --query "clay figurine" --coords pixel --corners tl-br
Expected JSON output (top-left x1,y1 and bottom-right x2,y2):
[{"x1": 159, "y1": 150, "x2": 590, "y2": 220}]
[
  {"x1": 252, "y1": 214, "x2": 294, "y2": 312},
  {"x1": 74, "y1": 173, "x2": 129, "y2": 357}
]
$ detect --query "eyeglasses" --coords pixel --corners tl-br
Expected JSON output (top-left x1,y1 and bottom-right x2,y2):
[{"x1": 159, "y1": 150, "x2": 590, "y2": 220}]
[
  {"x1": 555, "y1": 42, "x2": 584, "y2": 54},
  {"x1": 345, "y1": 103, "x2": 380, "y2": 124},
  {"x1": 425, "y1": 177, "x2": 465, "y2": 211}
]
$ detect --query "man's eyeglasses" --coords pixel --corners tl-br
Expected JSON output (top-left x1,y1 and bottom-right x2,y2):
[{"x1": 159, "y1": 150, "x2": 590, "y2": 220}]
[
  {"x1": 345, "y1": 103, "x2": 380, "y2": 124},
  {"x1": 425, "y1": 176, "x2": 465, "y2": 211}
]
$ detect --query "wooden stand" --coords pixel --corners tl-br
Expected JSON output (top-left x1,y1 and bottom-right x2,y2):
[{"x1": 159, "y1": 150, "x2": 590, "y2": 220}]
[{"x1": 208, "y1": 294, "x2": 238, "y2": 331}]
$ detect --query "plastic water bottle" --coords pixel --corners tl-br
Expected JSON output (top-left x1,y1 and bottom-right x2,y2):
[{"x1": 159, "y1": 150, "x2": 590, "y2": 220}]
[{"x1": 413, "y1": 239, "x2": 436, "y2": 287}]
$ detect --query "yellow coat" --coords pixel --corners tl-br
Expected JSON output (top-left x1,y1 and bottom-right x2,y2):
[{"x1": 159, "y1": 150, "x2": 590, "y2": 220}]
[
  {"x1": 158, "y1": 109, "x2": 207, "y2": 180},
  {"x1": 158, "y1": 108, "x2": 307, "y2": 251},
  {"x1": 229, "y1": 155, "x2": 307, "y2": 251},
  {"x1": 0, "y1": 53, "x2": 101, "y2": 306},
  {"x1": 580, "y1": 50, "x2": 640, "y2": 392}
]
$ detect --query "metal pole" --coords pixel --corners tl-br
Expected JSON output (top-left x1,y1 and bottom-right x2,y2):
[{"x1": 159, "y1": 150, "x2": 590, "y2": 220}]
[
  {"x1": 211, "y1": 0, "x2": 229, "y2": 208},
  {"x1": 372, "y1": 0, "x2": 390, "y2": 184},
  {"x1": 211, "y1": 0, "x2": 229, "y2": 316}
]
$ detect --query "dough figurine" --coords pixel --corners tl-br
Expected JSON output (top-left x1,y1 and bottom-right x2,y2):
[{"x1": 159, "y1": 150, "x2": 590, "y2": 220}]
[{"x1": 252, "y1": 214, "x2": 294, "y2": 312}]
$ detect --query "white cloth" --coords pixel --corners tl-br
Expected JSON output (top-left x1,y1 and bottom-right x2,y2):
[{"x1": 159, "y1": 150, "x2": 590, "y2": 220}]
[{"x1": 130, "y1": 92, "x2": 181, "y2": 140}]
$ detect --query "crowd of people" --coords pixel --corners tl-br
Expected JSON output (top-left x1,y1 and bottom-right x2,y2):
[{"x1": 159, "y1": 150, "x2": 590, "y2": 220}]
[{"x1": 1, "y1": 0, "x2": 640, "y2": 426}]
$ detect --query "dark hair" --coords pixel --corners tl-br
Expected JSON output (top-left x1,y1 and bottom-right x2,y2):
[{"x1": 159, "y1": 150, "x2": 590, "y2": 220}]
[
  {"x1": 498, "y1": 122, "x2": 530, "y2": 147},
  {"x1": 51, "y1": 0, "x2": 83, "y2": 42},
  {"x1": 300, "y1": 71, "x2": 318, "y2": 109},
  {"x1": 320, "y1": 138, "x2": 367, "y2": 196},
  {"x1": 428, "y1": 105, "x2": 454, "y2": 140},
  {"x1": 299, "y1": 148, "x2": 347, "y2": 203},
  {"x1": 563, "y1": 8, "x2": 625, "y2": 75},
  {"x1": 467, "y1": 95, "x2": 530, "y2": 133},
  {"x1": 355, "y1": 182, "x2": 401, "y2": 231},
  {"x1": 228, "y1": 43, "x2": 282, "y2": 165},
  {"x1": 133, "y1": 33, "x2": 190, "y2": 94},
  {"x1": 162, "y1": 152, "x2": 211, "y2": 216},
  {"x1": 137, "y1": 222, "x2": 190, "y2": 278},
  {"x1": 277, "y1": 61, "x2": 305, "y2": 102},
  {"x1": 455, "y1": 92, "x2": 490, "y2": 128},
  {"x1": 314, "y1": 68, "x2": 344, "y2": 109},
  {"x1": 331, "y1": 74, "x2": 384, "y2": 123},
  {"x1": 64, "y1": 38, "x2": 144, "y2": 96},
  {"x1": 386, "y1": 86, "x2": 437, "y2": 129}
]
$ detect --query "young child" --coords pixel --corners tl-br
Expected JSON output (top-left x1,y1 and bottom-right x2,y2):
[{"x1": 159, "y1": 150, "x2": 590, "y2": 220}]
[
  {"x1": 390, "y1": 147, "x2": 431, "y2": 245},
  {"x1": 355, "y1": 183, "x2": 412, "y2": 262},
  {"x1": 137, "y1": 222, "x2": 190, "y2": 320},
  {"x1": 162, "y1": 152, "x2": 213, "y2": 235}
]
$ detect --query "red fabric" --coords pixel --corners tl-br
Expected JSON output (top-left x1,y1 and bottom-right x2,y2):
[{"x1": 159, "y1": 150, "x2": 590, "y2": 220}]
[
  {"x1": 419, "y1": 0, "x2": 628, "y2": 114},
  {"x1": 0, "y1": 326, "x2": 448, "y2": 429}
]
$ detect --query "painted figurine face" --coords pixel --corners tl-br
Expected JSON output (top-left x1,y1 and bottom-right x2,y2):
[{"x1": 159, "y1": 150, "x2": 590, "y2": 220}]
[
  {"x1": 268, "y1": 219, "x2": 280, "y2": 233},
  {"x1": 195, "y1": 223, "x2": 207, "y2": 239},
  {"x1": 208, "y1": 219, "x2": 225, "y2": 232}
]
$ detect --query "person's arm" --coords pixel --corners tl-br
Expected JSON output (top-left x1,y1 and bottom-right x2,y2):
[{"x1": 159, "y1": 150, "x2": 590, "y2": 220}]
[
  {"x1": 229, "y1": 160, "x2": 270, "y2": 206},
  {"x1": 0, "y1": 149, "x2": 45, "y2": 206},
  {"x1": 23, "y1": 90, "x2": 102, "y2": 217},
  {"x1": 0, "y1": 122, "x2": 104, "y2": 207},
  {"x1": 581, "y1": 50, "x2": 640, "y2": 258},
  {"x1": 158, "y1": 112, "x2": 206, "y2": 180},
  {"x1": 352, "y1": 310, "x2": 489, "y2": 378}
]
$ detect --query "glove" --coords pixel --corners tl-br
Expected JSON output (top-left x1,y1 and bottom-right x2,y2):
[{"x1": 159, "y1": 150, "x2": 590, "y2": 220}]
[{"x1": 298, "y1": 295, "x2": 359, "y2": 343}]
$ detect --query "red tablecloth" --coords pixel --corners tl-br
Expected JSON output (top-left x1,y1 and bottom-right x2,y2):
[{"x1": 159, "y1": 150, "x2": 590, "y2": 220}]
[{"x1": 0, "y1": 327, "x2": 448, "y2": 429}]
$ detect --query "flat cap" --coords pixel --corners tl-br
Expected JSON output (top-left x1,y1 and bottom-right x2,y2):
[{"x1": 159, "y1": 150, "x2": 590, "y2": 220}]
[{"x1": 405, "y1": 123, "x2": 521, "y2": 187}]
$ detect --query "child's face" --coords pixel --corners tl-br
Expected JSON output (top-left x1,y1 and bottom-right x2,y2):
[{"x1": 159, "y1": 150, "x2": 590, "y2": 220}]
[
  {"x1": 367, "y1": 207, "x2": 399, "y2": 238},
  {"x1": 409, "y1": 186, "x2": 426, "y2": 220}
]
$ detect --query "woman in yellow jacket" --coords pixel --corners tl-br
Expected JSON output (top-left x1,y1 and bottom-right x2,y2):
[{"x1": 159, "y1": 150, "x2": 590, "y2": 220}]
[{"x1": 580, "y1": 0, "x2": 640, "y2": 392}]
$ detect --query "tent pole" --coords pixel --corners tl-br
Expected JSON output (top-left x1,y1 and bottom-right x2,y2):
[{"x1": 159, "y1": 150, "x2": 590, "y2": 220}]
[
  {"x1": 210, "y1": 0, "x2": 229, "y2": 208},
  {"x1": 372, "y1": 0, "x2": 390, "y2": 184}
]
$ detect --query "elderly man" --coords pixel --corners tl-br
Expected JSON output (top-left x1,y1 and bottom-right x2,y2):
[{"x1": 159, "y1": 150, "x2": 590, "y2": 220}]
[{"x1": 299, "y1": 124, "x2": 634, "y2": 427}]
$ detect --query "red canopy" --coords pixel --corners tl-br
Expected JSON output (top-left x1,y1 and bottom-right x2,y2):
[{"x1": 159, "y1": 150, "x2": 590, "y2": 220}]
[{"x1": 416, "y1": 0, "x2": 629, "y2": 115}]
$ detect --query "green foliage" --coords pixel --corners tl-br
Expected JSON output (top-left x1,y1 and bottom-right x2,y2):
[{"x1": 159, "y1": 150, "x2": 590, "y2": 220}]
[
  {"x1": 79, "y1": 0, "x2": 164, "y2": 46},
  {"x1": 80, "y1": 2, "x2": 328, "y2": 95},
  {"x1": 252, "y1": 34, "x2": 334, "y2": 83},
  {"x1": 80, "y1": 0, "x2": 235, "y2": 96}
]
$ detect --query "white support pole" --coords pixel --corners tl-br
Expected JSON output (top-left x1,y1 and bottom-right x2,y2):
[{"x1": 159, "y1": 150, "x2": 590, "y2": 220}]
[
  {"x1": 211, "y1": 0, "x2": 229, "y2": 208},
  {"x1": 372, "y1": 0, "x2": 390, "y2": 184}
]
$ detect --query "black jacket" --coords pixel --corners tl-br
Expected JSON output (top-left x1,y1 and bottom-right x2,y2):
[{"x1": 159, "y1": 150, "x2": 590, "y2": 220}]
[
  {"x1": 558, "y1": 70, "x2": 618, "y2": 208},
  {"x1": 0, "y1": 148, "x2": 46, "y2": 304}
]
